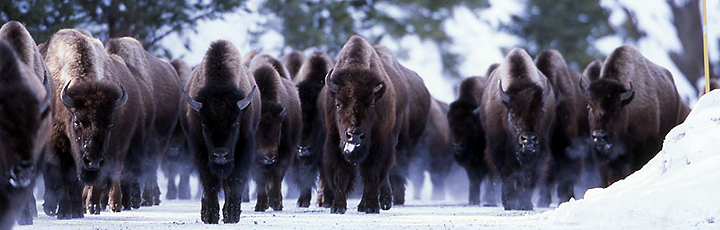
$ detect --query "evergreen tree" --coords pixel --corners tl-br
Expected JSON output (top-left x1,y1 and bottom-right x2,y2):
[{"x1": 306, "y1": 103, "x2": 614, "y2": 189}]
[
  {"x1": 1, "y1": 0, "x2": 246, "y2": 57},
  {"x1": 255, "y1": 0, "x2": 490, "y2": 78},
  {"x1": 502, "y1": 0, "x2": 614, "y2": 69}
]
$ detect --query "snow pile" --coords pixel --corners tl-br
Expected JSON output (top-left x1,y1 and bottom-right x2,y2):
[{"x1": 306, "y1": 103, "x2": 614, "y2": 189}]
[{"x1": 542, "y1": 90, "x2": 720, "y2": 228}]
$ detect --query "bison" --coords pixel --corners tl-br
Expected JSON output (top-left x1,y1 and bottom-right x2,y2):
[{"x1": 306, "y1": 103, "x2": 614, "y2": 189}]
[
  {"x1": 321, "y1": 35, "x2": 430, "y2": 214},
  {"x1": 578, "y1": 45, "x2": 689, "y2": 187},
  {"x1": 106, "y1": 37, "x2": 182, "y2": 207},
  {"x1": 42, "y1": 29, "x2": 144, "y2": 218},
  {"x1": 180, "y1": 40, "x2": 260, "y2": 224},
  {"x1": 481, "y1": 48, "x2": 555, "y2": 210},
  {"x1": 247, "y1": 55, "x2": 302, "y2": 212},
  {"x1": 287, "y1": 51, "x2": 334, "y2": 208},
  {"x1": 447, "y1": 73, "x2": 495, "y2": 206},
  {"x1": 162, "y1": 59, "x2": 195, "y2": 200},
  {"x1": 408, "y1": 97, "x2": 453, "y2": 201},
  {"x1": 282, "y1": 50, "x2": 305, "y2": 80},
  {"x1": 0, "y1": 21, "x2": 54, "y2": 228},
  {"x1": 534, "y1": 50, "x2": 590, "y2": 206}
]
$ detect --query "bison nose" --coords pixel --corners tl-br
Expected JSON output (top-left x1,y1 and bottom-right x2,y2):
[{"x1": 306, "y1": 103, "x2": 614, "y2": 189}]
[
  {"x1": 262, "y1": 155, "x2": 277, "y2": 165},
  {"x1": 452, "y1": 143, "x2": 463, "y2": 155},
  {"x1": 9, "y1": 160, "x2": 34, "y2": 188},
  {"x1": 346, "y1": 130, "x2": 364, "y2": 143},
  {"x1": 298, "y1": 146, "x2": 311, "y2": 157},
  {"x1": 212, "y1": 149, "x2": 229, "y2": 159},
  {"x1": 592, "y1": 130, "x2": 609, "y2": 143},
  {"x1": 82, "y1": 155, "x2": 104, "y2": 171},
  {"x1": 519, "y1": 133, "x2": 539, "y2": 145}
]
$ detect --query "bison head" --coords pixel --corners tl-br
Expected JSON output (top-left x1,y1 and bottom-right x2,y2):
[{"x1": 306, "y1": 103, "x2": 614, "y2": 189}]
[
  {"x1": 447, "y1": 100, "x2": 481, "y2": 162},
  {"x1": 578, "y1": 79, "x2": 634, "y2": 159},
  {"x1": 499, "y1": 79, "x2": 551, "y2": 164},
  {"x1": 326, "y1": 68, "x2": 385, "y2": 164},
  {"x1": 184, "y1": 84, "x2": 256, "y2": 171},
  {"x1": 296, "y1": 80, "x2": 324, "y2": 165},
  {"x1": 0, "y1": 70, "x2": 53, "y2": 189},
  {"x1": 60, "y1": 80, "x2": 127, "y2": 182},
  {"x1": 255, "y1": 101, "x2": 287, "y2": 165}
]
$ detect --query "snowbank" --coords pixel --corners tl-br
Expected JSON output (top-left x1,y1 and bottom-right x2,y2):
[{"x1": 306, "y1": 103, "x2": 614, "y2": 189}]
[{"x1": 542, "y1": 90, "x2": 720, "y2": 228}]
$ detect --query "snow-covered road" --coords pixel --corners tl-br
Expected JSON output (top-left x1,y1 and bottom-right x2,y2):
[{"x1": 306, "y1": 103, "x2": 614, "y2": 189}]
[{"x1": 17, "y1": 199, "x2": 566, "y2": 230}]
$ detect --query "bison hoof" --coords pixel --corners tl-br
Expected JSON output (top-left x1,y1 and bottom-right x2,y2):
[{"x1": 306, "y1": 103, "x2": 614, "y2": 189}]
[
  {"x1": 269, "y1": 200, "x2": 283, "y2": 211},
  {"x1": 380, "y1": 197, "x2": 392, "y2": 211},
  {"x1": 201, "y1": 213, "x2": 220, "y2": 224},
  {"x1": 297, "y1": 199, "x2": 310, "y2": 208},
  {"x1": 254, "y1": 205, "x2": 267, "y2": 212},
  {"x1": 468, "y1": 199, "x2": 480, "y2": 206},
  {"x1": 43, "y1": 204, "x2": 57, "y2": 216},
  {"x1": 16, "y1": 215, "x2": 32, "y2": 225},
  {"x1": 330, "y1": 206, "x2": 346, "y2": 214},
  {"x1": 483, "y1": 203, "x2": 498, "y2": 207}
]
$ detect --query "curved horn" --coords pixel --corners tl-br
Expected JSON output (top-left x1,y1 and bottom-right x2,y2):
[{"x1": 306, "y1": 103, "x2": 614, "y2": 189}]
[
  {"x1": 237, "y1": 85, "x2": 257, "y2": 111},
  {"x1": 578, "y1": 78, "x2": 589, "y2": 98},
  {"x1": 620, "y1": 81, "x2": 634, "y2": 102},
  {"x1": 498, "y1": 80, "x2": 511, "y2": 104},
  {"x1": 60, "y1": 80, "x2": 75, "y2": 108},
  {"x1": 114, "y1": 83, "x2": 128, "y2": 110},
  {"x1": 541, "y1": 78, "x2": 552, "y2": 102},
  {"x1": 183, "y1": 90, "x2": 202, "y2": 112},
  {"x1": 472, "y1": 106, "x2": 481, "y2": 116},
  {"x1": 325, "y1": 68, "x2": 338, "y2": 94},
  {"x1": 373, "y1": 83, "x2": 383, "y2": 94},
  {"x1": 38, "y1": 71, "x2": 52, "y2": 114}
]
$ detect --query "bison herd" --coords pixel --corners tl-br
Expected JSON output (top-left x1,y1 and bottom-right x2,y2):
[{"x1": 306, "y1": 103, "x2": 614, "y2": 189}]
[{"x1": 0, "y1": 20, "x2": 709, "y2": 227}]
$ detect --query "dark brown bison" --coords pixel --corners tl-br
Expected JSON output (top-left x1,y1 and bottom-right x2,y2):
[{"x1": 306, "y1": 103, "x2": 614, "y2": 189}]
[
  {"x1": 534, "y1": 50, "x2": 590, "y2": 206},
  {"x1": 374, "y1": 45, "x2": 431, "y2": 206},
  {"x1": 42, "y1": 29, "x2": 143, "y2": 218},
  {"x1": 578, "y1": 45, "x2": 689, "y2": 187},
  {"x1": 321, "y1": 35, "x2": 430, "y2": 214},
  {"x1": 408, "y1": 97, "x2": 452, "y2": 200},
  {"x1": 249, "y1": 53, "x2": 291, "y2": 80},
  {"x1": 698, "y1": 78, "x2": 720, "y2": 98},
  {"x1": 447, "y1": 75, "x2": 492, "y2": 206},
  {"x1": 282, "y1": 50, "x2": 305, "y2": 80},
  {"x1": 0, "y1": 21, "x2": 54, "y2": 228},
  {"x1": 162, "y1": 59, "x2": 194, "y2": 200},
  {"x1": 287, "y1": 51, "x2": 333, "y2": 208},
  {"x1": 247, "y1": 55, "x2": 302, "y2": 212},
  {"x1": 481, "y1": 48, "x2": 555, "y2": 210},
  {"x1": 180, "y1": 40, "x2": 260, "y2": 224},
  {"x1": 106, "y1": 37, "x2": 182, "y2": 207}
]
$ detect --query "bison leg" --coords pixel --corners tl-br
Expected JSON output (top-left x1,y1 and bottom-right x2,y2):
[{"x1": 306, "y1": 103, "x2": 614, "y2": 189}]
[
  {"x1": 166, "y1": 171, "x2": 178, "y2": 200},
  {"x1": 326, "y1": 166, "x2": 352, "y2": 214},
  {"x1": 16, "y1": 192, "x2": 35, "y2": 225},
  {"x1": 42, "y1": 162, "x2": 64, "y2": 216},
  {"x1": 358, "y1": 169, "x2": 382, "y2": 213},
  {"x1": 178, "y1": 172, "x2": 191, "y2": 200},
  {"x1": 254, "y1": 175, "x2": 270, "y2": 212},
  {"x1": 379, "y1": 177, "x2": 393, "y2": 210},
  {"x1": 84, "y1": 185, "x2": 102, "y2": 215},
  {"x1": 465, "y1": 166, "x2": 483, "y2": 205},
  {"x1": 481, "y1": 174, "x2": 498, "y2": 207},
  {"x1": 297, "y1": 186, "x2": 312, "y2": 208},
  {"x1": 108, "y1": 178, "x2": 123, "y2": 212},
  {"x1": 268, "y1": 171, "x2": 284, "y2": 211},
  {"x1": 57, "y1": 177, "x2": 84, "y2": 219},
  {"x1": 200, "y1": 174, "x2": 220, "y2": 224},
  {"x1": 537, "y1": 173, "x2": 554, "y2": 208},
  {"x1": 222, "y1": 177, "x2": 244, "y2": 224}
]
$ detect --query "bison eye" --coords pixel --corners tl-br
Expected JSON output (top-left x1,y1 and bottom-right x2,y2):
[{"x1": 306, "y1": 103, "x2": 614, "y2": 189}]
[
  {"x1": 108, "y1": 123, "x2": 114, "y2": 129},
  {"x1": 232, "y1": 120, "x2": 239, "y2": 127},
  {"x1": 335, "y1": 103, "x2": 342, "y2": 109},
  {"x1": 73, "y1": 120, "x2": 81, "y2": 129}
]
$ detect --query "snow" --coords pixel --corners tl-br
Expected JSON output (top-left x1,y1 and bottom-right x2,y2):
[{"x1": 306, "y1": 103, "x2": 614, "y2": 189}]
[{"x1": 542, "y1": 89, "x2": 720, "y2": 229}]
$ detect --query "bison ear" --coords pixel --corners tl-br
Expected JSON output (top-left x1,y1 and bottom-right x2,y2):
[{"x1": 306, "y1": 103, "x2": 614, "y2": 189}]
[
  {"x1": 620, "y1": 81, "x2": 634, "y2": 106},
  {"x1": 372, "y1": 83, "x2": 384, "y2": 100}
]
